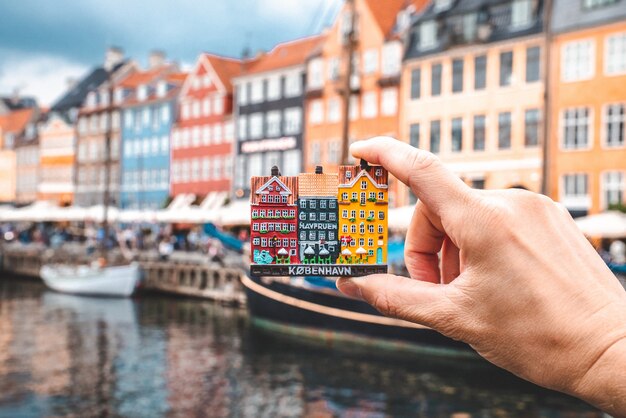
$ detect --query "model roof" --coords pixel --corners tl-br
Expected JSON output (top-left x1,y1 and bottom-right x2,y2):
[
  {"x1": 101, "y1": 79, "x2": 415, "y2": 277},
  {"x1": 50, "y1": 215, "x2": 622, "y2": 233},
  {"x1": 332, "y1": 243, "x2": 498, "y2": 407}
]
[
  {"x1": 338, "y1": 164, "x2": 388, "y2": 189},
  {"x1": 298, "y1": 172, "x2": 339, "y2": 197},
  {"x1": 250, "y1": 175, "x2": 299, "y2": 205}
]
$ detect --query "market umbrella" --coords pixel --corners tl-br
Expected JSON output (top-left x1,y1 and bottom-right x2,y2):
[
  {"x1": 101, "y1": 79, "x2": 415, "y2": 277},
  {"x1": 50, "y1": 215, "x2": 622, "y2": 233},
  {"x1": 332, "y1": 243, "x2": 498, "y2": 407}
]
[{"x1": 575, "y1": 211, "x2": 626, "y2": 239}]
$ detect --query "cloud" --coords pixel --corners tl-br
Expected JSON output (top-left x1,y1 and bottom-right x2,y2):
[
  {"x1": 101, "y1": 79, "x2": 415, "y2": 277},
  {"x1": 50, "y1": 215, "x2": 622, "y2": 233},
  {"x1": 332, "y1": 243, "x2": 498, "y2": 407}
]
[{"x1": 0, "y1": 50, "x2": 89, "y2": 107}]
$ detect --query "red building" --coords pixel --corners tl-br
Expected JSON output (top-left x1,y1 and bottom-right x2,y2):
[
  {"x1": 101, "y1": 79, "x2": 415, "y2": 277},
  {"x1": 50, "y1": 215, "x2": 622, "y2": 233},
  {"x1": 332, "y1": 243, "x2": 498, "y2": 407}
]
[
  {"x1": 171, "y1": 54, "x2": 240, "y2": 197},
  {"x1": 250, "y1": 167, "x2": 299, "y2": 265}
]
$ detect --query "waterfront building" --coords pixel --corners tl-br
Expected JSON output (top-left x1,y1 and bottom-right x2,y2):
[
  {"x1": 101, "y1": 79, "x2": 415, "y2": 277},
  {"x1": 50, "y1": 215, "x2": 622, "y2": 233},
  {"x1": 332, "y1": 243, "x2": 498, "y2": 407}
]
[
  {"x1": 304, "y1": 0, "x2": 427, "y2": 207},
  {"x1": 548, "y1": 0, "x2": 626, "y2": 216},
  {"x1": 297, "y1": 166, "x2": 339, "y2": 263},
  {"x1": 171, "y1": 53, "x2": 239, "y2": 198},
  {"x1": 118, "y1": 55, "x2": 186, "y2": 209},
  {"x1": 14, "y1": 114, "x2": 42, "y2": 205},
  {"x1": 232, "y1": 35, "x2": 323, "y2": 198},
  {"x1": 401, "y1": 0, "x2": 547, "y2": 205},
  {"x1": 37, "y1": 113, "x2": 75, "y2": 205},
  {"x1": 250, "y1": 166, "x2": 299, "y2": 265},
  {"x1": 72, "y1": 47, "x2": 135, "y2": 207},
  {"x1": 0, "y1": 108, "x2": 36, "y2": 203},
  {"x1": 337, "y1": 162, "x2": 388, "y2": 265}
]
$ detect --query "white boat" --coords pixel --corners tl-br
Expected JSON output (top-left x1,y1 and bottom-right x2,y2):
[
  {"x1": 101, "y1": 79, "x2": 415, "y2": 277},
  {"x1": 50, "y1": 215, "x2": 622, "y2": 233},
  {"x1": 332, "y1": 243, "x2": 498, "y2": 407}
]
[{"x1": 40, "y1": 263, "x2": 141, "y2": 297}]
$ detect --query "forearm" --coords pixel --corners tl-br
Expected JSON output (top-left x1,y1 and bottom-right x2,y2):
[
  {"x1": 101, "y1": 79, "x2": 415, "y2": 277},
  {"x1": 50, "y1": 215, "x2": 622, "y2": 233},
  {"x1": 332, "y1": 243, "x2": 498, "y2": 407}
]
[{"x1": 573, "y1": 336, "x2": 626, "y2": 417}]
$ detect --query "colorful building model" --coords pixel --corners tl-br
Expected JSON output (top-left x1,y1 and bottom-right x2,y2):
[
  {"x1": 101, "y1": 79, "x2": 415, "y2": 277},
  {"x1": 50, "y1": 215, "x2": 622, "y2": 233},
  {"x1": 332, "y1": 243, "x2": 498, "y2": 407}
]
[
  {"x1": 337, "y1": 160, "x2": 388, "y2": 266},
  {"x1": 297, "y1": 166, "x2": 339, "y2": 264},
  {"x1": 250, "y1": 162, "x2": 388, "y2": 277},
  {"x1": 250, "y1": 166, "x2": 299, "y2": 266}
]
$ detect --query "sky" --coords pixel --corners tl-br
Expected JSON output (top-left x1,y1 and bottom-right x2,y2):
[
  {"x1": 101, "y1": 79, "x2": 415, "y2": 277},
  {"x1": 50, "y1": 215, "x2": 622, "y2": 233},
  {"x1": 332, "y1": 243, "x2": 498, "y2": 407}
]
[{"x1": 0, "y1": 0, "x2": 341, "y2": 107}]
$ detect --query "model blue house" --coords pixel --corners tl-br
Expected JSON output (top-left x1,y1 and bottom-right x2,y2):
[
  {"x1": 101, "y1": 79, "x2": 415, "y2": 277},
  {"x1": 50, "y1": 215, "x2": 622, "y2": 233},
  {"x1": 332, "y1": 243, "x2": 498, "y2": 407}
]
[{"x1": 118, "y1": 62, "x2": 186, "y2": 209}]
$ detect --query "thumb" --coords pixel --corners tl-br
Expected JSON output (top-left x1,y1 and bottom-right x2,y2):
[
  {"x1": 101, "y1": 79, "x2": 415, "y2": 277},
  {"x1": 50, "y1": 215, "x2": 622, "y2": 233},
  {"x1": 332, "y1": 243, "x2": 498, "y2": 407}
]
[{"x1": 336, "y1": 274, "x2": 460, "y2": 331}]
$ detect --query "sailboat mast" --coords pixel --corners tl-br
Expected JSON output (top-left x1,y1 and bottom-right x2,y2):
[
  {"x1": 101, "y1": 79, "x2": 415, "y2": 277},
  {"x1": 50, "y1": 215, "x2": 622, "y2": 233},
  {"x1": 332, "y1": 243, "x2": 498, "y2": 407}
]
[
  {"x1": 339, "y1": 0, "x2": 357, "y2": 165},
  {"x1": 101, "y1": 68, "x2": 114, "y2": 256}
]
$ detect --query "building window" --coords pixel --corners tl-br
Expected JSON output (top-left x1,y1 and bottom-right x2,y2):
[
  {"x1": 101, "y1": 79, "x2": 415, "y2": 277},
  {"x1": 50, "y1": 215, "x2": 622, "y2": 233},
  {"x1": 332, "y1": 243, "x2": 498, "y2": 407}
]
[
  {"x1": 381, "y1": 88, "x2": 397, "y2": 116},
  {"x1": 238, "y1": 116, "x2": 248, "y2": 141},
  {"x1": 284, "y1": 107, "x2": 302, "y2": 135},
  {"x1": 473, "y1": 115, "x2": 486, "y2": 151},
  {"x1": 327, "y1": 98, "x2": 341, "y2": 123},
  {"x1": 562, "y1": 173, "x2": 589, "y2": 202},
  {"x1": 249, "y1": 113, "x2": 264, "y2": 139},
  {"x1": 363, "y1": 49, "x2": 379, "y2": 75},
  {"x1": 310, "y1": 141, "x2": 321, "y2": 165},
  {"x1": 328, "y1": 140, "x2": 340, "y2": 164},
  {"x1": 451, "y1": 117, "x2": 463, "y2": 152},
  {"x1": 525, "y1": 109, "x2": 541, "y2": 147},
  {"x1": 410, "y1": 68, "x2": 421, "y2": 99},
  {"x1": 498, "y1": 112, "x2": 512, "y2": 149},
  {"x1": 381, "y1": 42, "x2": 401, "y2": 76},
  {"x1": 267, "y1": 75, "x2": 281, "y2": 100},
  {"x1": 605, "y1": 104, "x2": 625, "y2": 147},
  {"x1": 251, "y1": 79, "x2": 264, "y2": 103},
  {"x1": 430, "y1": 120, "x2": 441, "y2": 154},
  {"x1": 362, "y1": 92, "x2": 378, "y2": 119},
  {"x1": 606, "y1": 32, "x2": 626, "y2": 75},
  {"x1": 284, "y1": 73, "x2": 302, "y2": 98},
  {"x1": 562, "y1": 40, "x2": 594, "y2": 82},
  {"x1": 584, "y1": 0, "x2": 619, "y2": 9},
  {"x1": 522, "y1": 46, "x2": 540, "y2": 83},
  {"x1": 562, "y1": 108, "x2": 590, "y2": 150},
  {"x1": 602, "y1": 171, "x2": 625, "y2": 209},
  {"x1": 500, "y1": 51, "x2": 513, "y2": 86},
  {"x1": 474, "y1": 55, "x2": 487, "y2": 90},
  {"x1": 309, "y1": 100, "x2": 324, "y2": 125},
  {"x1": 431, "y1": 63, "x2": 442, "y2": 96},
  {"x1": 419, "y1": 20, "x2": 437, "y2": 50},
  {"x1": 452, "y1": 58, "x2": 463, "y2": 93},
  {"x1": 511, "y1": 0, "x2": 532, "y2": 29},
  {"x1": 266, "y1": 111, "x2": 282, "y2": 137},
  {"x1": 409, "y1": 123, "x2": 420, "y2": 148}
]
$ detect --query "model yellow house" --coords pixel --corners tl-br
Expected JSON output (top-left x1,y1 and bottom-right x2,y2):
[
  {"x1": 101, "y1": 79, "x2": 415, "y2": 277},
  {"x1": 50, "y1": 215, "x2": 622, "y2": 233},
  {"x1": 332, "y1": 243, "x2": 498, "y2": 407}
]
[{"x1": 337, "y1": 162, "x2": 388, "y2": 265}]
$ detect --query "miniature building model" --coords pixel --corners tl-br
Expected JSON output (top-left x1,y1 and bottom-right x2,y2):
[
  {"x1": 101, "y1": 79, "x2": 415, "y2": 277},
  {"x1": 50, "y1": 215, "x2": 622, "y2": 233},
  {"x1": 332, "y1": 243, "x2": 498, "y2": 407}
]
[
  {"x1": 298, "y1": 166, "x2": 339, "y2": 264},
  {"x1": 250, "y1": 166, "x2": 299, "y2": 265},
  {"x1": 250, "y1": 162, "x2": 388, "y2": 277}
]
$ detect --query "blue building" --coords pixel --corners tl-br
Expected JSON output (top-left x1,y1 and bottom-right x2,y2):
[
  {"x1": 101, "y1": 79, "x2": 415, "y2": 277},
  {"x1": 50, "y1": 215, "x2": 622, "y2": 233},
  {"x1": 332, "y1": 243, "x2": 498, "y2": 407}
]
[{"x1": 118, "y1": 59, "x2": 186, "y2": 209}]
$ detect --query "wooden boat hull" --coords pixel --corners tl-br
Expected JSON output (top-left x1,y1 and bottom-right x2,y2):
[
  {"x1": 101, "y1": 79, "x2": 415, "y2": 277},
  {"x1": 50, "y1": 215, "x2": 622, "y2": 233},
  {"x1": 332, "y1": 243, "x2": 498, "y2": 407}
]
[
  {"x1": 40, "y1": 263, "x2": 141, "y2": 297},
  {"x1": 241, "y1": 274, "x2": 472, "y2": 356}
]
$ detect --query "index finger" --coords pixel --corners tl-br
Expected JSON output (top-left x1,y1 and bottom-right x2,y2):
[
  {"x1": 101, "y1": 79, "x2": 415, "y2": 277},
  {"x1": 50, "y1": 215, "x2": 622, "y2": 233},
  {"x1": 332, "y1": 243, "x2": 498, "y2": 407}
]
[{"x1": 350, "y1": 136, "x2": 471, "y2": 217}]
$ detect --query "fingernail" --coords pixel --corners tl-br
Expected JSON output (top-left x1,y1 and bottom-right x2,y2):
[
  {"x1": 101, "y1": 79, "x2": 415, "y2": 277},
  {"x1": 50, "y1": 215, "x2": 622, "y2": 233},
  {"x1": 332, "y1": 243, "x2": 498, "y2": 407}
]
[{"x1": 336, "y1": 277, "x2": 363, "y2": 300}]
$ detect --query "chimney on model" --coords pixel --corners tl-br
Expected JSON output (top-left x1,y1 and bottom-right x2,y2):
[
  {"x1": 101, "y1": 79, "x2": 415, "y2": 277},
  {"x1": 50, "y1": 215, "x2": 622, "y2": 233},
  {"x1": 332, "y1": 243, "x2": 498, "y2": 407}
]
[
  {"x1": 104, "y1": 46, "x2": 124, "y2": 71},
  {"x1": 315, "y1": 166, "x2": 323, "y2": 174},
  {"x1": 271, "y1": 166, "x2": 281, "y2": 177},
  {"x1": 149, "y1": 50, "x2": 166, "y2": 69}
]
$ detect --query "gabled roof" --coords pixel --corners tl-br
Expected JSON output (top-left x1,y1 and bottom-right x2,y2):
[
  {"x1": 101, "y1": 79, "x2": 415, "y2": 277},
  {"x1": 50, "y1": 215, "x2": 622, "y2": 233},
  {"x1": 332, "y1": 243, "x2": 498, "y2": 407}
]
[
  {"x1": 0, "y1": 108, "x2": 34, "y2": 135},
  {"x1": 250, "y1": 175, "x2": 299, "y2": 205},
  {"x1": 0, "y1": 96, "x2": 37, "y2": 112},
  {"x1": 364, "y1": 0, "x2": 408, "y2": 37},
  {"x1": 204, "y1": 54, "x2": 242, "y2": 92},
  {"x1": 338, "y1": 164, "x2": 388, "y2": 189},
  {"x1": 245, "y1": 35, "x2": 325, "y2": 75},
  {"x1": 118, "y1": 67, "x2": 167, "y2": 89},
  {"x1": 51, "y1": 60, "x2": 127, "y2": 113}
]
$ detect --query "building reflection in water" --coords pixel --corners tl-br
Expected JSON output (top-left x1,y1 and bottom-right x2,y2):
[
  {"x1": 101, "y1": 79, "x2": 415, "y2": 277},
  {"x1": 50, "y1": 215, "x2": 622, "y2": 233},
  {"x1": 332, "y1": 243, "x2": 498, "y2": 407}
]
[{"x1": 0, "y1": 278, "x2": 603, "y2": 418}]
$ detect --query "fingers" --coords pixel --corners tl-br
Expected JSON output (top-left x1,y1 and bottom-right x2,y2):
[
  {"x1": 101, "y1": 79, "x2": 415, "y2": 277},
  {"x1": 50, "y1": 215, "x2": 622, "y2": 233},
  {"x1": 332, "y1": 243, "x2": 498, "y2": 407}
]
[
  {"x1": 336, "y1": 274, "x2": 459, "y2": 330},
  {"x1": 441, "y1": 236, "x2": 460, "y2": 284},
  {"x1": 404, "y1": 202, "x2": 444, "y2": 284},
  {"x1": 350, "y1": 137, "x2": 472, "y2": 217}
]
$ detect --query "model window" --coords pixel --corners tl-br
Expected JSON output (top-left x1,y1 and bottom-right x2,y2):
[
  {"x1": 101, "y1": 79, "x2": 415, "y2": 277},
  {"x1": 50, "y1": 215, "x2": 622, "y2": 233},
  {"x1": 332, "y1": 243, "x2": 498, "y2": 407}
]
[
  {"x1": 310, "y1": 213, "x2": 317, "y2": 221},
  {"x1": 253, "y1": 224, "x2": 260, "y2": 231},
  {"x1": 290, "y1": 249, "x2": 297, "y2": 256},
  {"x1": 309, "y1": 232, "x2": 316, "y2": 240},
  {"x1": 375, "y1": 169, "x2": 382, "y2": 176},
  {"x1": 300, "y1": 213, "x2": 306, "y2": 220},
  {"x1": 290, "y1": 225, "x2": 295, "y2": 232},
  {"x1": 261, "y1": 238, "x2": 267, "y2": 246},
  {"x1": 290, "y1": 210, "x2": 295, "y2": 217},
  {"x1": 261, "y1": 195, "x2": 267, "y2": 202},
  {"x1": 359, "y1": 238, "x2": 365, "y2": 246},
  {"x1": 368, "y1": 225, "x2": 375, "y2": 233},
  {"x1": 369, "y1": 192, "x2": 376, "y2": 199},
  {"x1": 261, "y1": 223, "x2": 267, "y2": 230},
  {"x1": 342, "y1": 193, "x2": 349, "y2": 200},
  {"x1": 253, "y1": 238, "x2": 260, "y2": 245},
  {"x1": 300, "y1": 200, "x2": 307, "y2": 208},
  {"x1": 300, "y1": 232, "x2": 306, "y2": 240},
  {"x1": 290, "y1": 239, "x2": 297, "y2": 247},
  {"x1": 368, "y1": 250, "x2": 374, "y2": 256},
  {"x1": 346, "y1": 171, "x2": 352, "y2": 179},
  {"x1": 361, "y1": 180, "x2": 367, "y2": 190},
  {"x1": 329, "y1": 213, "x2": 336, "y2": 221},
  {"x1": 378, "y1": 225, "x2": 384, "y2": 233},
  {"x1": 360, "y1": 224, "x2": 365, "y2": 234},
  {"x1": 282, "y1": 196, "x2": 287, "y2": 203},
  {"x1": 283, "y1": 239, "x2": 289, "y2": 247},
  {"x1": 310, "y1": 200, "x2": 317, "y2": 209},
  {"x1": 329, "y1": 201, "x2": 336, "y2": 209},
  {"x1": 352, "y1": 192, "x2": 358, "y2": 200},
  {"x1": 320, "y1": 200, "x2": 327, "y2": 208},
  {"x1": 282, "y1": 210, "x2": 288, "y2": 217},
  {"x1": 360, "y1": 210, "x2": 365, "y2": 218},
  {"x1": 351, "y1": 225, "x2": 357, "y2": 233},
  {"x1": 320, "y1": 213, "x2": 327, "y2": 221},
  {"x1": 378, "y1": 192, "x2": 384, "y2": 200},
  {"x1": 329, "y1": 232, "x2": 335, "y2": 240},
  {"x1": 350, "y1": 210, "x2": 356, "y2": 218},
  {"x1": 343, "y1": 225, "x2": 348, "y2": 233},
  {"x1": 252, "y1": 210, "x2": 258, "y2": 217},
  {"x1": 342, "y1": 210, "x2": 348, "y2": 218},
  {"x1": 269, "y1": 224, "x2": 274, "y2": 231},
  {"x1": 378, "y1": 211, "x2": 385, "y2": 220},
  {"x1": 268, "y1": 210, "x2": 273, "y2": 217},
  {"x1": 368, "y1": 238, "x2": 374, "y2": 246},
  {"x1": 319, "y1": 232, "x2": 326, "y2": 240}
]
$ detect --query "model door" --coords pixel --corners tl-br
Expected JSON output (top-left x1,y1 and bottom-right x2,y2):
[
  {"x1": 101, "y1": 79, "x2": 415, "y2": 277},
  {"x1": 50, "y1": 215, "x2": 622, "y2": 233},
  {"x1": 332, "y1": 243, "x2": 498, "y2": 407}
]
[{"x1": 376, "y1": 248, "x2": 382, "y2": 264}]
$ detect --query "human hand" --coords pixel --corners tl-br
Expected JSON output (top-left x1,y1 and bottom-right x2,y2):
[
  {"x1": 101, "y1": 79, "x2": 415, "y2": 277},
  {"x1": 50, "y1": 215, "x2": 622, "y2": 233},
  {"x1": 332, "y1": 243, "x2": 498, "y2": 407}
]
[{"x1": 336, "y1": 137, "x2": 626, "y2": 416}]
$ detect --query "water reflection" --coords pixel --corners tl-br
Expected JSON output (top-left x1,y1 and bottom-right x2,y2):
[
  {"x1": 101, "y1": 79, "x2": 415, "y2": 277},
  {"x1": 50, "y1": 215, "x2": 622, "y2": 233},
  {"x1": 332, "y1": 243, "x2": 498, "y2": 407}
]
[{"x1": 0, "y1": 278, "x2": 600, "y2": 417}]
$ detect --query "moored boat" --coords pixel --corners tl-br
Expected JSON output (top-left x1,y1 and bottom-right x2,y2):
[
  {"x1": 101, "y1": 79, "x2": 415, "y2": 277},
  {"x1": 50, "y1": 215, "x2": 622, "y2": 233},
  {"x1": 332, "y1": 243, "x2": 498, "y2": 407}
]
[
  {"x1": 242, "y1": 274, "x2": 474, "y2": 357},
  {"x1": 40, "y1": 263, "x2": 141, "y2": 297}
]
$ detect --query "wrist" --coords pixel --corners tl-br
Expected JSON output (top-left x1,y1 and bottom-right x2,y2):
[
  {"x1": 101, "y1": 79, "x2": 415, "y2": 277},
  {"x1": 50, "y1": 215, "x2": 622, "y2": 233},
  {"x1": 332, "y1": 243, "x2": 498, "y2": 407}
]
[{"x1": 571, "y1": 334, "x2": 626, "y2": 416}]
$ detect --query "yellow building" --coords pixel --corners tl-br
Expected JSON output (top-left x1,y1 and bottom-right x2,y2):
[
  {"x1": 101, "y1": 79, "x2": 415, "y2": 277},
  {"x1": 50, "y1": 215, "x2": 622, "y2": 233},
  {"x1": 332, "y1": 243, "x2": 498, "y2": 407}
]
[
  {"x1": 400, "y1": 0, "x2": 546, "y2": 206},
  {"x1": 337, "y1": 163, "x2": 388, "y2": 265}
]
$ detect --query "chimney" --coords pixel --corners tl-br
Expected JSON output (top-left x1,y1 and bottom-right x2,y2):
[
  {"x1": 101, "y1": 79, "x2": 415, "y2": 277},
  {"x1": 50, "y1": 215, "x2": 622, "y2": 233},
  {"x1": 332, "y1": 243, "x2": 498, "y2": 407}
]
[
  {"x1": 360, "y1": 159, "x2": 370, "y2": 170},
  {"x1": 104, "y1": 47, "x2": 124, "y2": 71},
  {"x1": 149, "y1": 50, "x2": 166, "y2": 69},
  {"x1": 271, "y1": 166, "x2": 281, "y2": 177},
  {"x1": 315, "y1": 166, "x2": 323, "y2": 174}
]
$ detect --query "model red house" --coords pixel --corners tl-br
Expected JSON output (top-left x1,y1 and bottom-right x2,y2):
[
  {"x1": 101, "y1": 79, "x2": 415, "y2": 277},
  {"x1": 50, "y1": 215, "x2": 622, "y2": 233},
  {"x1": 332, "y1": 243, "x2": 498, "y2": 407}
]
[
  {"x1": 170, "y1": 53, "x2": 240, "y2": 197},
  {"x1": 250, "y1": 166, "x2": 299, "y2": 265}
]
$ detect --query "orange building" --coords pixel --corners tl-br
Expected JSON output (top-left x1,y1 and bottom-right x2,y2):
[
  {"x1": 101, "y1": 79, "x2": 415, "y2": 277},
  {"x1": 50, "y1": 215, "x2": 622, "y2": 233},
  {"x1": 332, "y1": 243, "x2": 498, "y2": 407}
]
[
  {"x1": 38, "y1": 113, "x2": 75, "y2": 205},
  {"x1": 400, "y1": 0, "x2": 547, "y2": 207},
  {"x1": 0, "y1": 108, "x2": 36, "y2": 204},
  {"x1": 304, "y1": 0, "x2": 427, "y2": 207},
  {"x1": 548, "y1": 0, "x2": 626, "y2": 216}
]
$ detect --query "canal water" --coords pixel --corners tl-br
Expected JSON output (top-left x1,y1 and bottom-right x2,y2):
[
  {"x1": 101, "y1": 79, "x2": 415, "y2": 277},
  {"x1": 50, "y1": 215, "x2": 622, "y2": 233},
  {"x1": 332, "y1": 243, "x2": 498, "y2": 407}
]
[{"x1": 0, "y1": 277, "x2": 601, "y2": 418}]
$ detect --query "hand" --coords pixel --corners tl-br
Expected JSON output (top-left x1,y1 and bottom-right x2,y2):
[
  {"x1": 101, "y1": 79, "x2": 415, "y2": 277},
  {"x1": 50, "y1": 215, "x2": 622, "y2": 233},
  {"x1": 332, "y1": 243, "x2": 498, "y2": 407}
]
[{"x1": 336, "y1": 137, "x2": 626, "y2": 416}]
